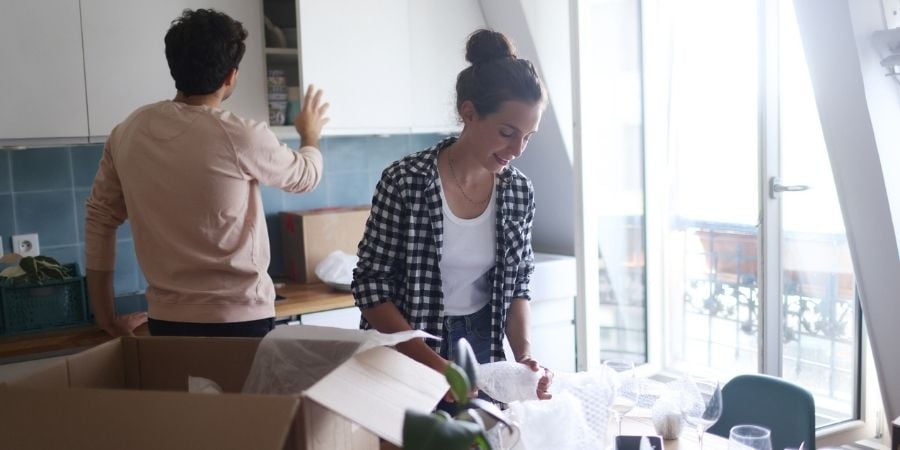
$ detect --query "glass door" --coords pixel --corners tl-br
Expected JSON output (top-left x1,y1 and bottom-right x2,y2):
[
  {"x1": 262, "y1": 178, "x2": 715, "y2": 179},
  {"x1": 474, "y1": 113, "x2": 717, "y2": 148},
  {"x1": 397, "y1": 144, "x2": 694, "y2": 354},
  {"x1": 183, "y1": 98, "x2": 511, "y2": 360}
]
[
  {"x1": 775, "y1": 0, "x2": 858, "y2": 426},
  {"x1": 645, "y1": 0, "x2": 860, "y2": 427},
  {"x1": 660, "y1": 0, "x2": 762, "y2": 378}
]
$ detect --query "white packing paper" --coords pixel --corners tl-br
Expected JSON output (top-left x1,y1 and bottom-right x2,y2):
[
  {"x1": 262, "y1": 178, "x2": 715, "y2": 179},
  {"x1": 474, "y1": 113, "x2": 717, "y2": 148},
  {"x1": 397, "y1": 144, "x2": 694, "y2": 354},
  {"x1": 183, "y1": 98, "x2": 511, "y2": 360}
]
[
  {"x1": 242, "y1": 324, "x2": 439, "y2": 395},
  {"x1": 314, "y1": 250, "x2": 358, "y2": 288}
]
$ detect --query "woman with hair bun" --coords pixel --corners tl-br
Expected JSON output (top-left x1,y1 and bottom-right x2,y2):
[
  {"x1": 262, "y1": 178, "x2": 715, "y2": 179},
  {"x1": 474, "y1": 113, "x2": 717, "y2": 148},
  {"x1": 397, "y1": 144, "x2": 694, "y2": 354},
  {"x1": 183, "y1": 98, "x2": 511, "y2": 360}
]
[{"x1": 352, "y1": 29, "x2": 552, "y2": 402}]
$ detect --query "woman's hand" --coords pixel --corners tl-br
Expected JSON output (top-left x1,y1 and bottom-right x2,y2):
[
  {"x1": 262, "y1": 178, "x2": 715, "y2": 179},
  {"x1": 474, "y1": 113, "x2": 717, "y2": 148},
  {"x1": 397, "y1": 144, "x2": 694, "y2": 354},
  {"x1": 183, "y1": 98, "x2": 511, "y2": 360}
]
[{"x1": 518, "y1": 355, "x2": 553, "y2": 400}]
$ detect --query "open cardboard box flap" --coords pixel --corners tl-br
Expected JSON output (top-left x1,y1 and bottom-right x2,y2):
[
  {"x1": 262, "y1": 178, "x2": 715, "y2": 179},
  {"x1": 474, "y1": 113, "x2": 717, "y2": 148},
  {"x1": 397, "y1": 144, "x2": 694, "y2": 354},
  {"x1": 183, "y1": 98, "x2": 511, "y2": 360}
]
[
  {"x1": 305, "y1": 345, "x2": 449, "y2": 445},
  {"x1": 0, "y1": 328, "x2": 448, "y2": 449}
]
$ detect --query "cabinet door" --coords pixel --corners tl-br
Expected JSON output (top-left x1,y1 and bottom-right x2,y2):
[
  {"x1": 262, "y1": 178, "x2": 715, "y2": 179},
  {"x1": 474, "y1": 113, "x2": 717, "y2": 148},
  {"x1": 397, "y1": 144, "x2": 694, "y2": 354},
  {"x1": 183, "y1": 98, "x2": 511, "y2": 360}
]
[
  {"x1": 409, "y1": 0, "x2": 485, "y2": 133},
  {"x1": 80, "y1": 0, "x2": 267, "y2": 138},
  {"x1": 529, "y1": 297, "x2": 576, "y2": 372},
  {"x1": 0, "y1": 0, "x2": 89, "y2": 141},
  {"x1": 503, "y1": 297, "x2": 576, "y2": 372},
  {"x1": 298, "y1": 0, "x2": 411, "y2": 134}
]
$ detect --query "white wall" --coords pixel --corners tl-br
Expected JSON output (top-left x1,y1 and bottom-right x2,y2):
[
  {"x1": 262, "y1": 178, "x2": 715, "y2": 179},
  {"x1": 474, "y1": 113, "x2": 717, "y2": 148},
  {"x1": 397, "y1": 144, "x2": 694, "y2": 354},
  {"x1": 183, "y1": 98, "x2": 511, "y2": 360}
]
[
  {"x1": 479, "y1": 0, "x2": 576, "y2": 255},
  {"x1": 518, "y1": 0, "x2": 575, "y2": 157},
  {"x1": 793, "y1": 0, "x2": 900, "y2": 421},
  {"x1": 848, "y1": 2, "x2": 900, "y2": 235}
]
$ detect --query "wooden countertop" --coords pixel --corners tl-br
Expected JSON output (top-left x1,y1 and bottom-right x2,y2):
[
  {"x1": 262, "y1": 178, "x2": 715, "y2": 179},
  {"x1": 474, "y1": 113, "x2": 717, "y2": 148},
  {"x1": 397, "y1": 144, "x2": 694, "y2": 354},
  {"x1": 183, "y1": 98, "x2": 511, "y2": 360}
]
[
  {"x1": 0, "y1": 281, "x2": 354, "y2": 361},
  {"x1": 273, "y1": 281, "x2": 355, "y2": 317}
]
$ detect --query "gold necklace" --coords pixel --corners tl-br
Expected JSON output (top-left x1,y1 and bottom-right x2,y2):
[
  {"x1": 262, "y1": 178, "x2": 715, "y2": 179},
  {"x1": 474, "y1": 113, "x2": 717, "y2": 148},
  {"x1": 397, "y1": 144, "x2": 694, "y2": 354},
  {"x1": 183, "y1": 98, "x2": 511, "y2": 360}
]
[{"x1": 447, "y1": 152, "x2": 490, "y2": 205}]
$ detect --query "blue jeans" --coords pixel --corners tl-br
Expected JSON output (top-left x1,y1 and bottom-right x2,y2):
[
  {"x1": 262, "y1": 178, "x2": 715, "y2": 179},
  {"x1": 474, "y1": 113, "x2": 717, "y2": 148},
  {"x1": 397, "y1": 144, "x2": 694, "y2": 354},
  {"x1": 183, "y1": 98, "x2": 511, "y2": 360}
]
[
  {"x1": 437, "y1": 304, "x2": 494, "y2": 414},
  {"x1": 439, "y1": 303, "x2": 493, "y2": 364}
]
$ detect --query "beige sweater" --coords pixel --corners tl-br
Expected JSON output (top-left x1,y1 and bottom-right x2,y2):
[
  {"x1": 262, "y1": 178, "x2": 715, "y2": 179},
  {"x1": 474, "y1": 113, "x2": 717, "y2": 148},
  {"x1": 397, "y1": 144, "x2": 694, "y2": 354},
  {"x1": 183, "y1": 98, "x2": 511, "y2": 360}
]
[{"x1": 85, "y1": 101, "x2": 322, "y2": 323}]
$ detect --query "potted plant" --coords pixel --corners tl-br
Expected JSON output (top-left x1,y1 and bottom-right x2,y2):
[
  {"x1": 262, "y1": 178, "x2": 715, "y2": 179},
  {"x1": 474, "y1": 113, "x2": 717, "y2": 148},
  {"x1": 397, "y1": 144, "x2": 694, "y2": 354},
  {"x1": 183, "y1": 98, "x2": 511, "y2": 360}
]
[
  {"x1": 0, "y1": 253, "x2": 72, "y2": 286},
  {"x1": 402, "y1": 338, "x2": 518, "y2": 450}
]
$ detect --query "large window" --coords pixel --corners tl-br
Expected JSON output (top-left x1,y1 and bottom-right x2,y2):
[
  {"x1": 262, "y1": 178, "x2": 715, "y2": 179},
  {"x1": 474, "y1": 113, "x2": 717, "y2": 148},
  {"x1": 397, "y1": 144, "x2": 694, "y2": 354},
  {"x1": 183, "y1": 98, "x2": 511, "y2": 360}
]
[
  {"x1": 653, "y1": 0, "x2": 859, "y2": 426},
  {"x1": 578, "y1": 0, "x2": 647, "y2": 364},
  {"x1": 576, "y1": 0, "x2": 861, "y2": 427}
]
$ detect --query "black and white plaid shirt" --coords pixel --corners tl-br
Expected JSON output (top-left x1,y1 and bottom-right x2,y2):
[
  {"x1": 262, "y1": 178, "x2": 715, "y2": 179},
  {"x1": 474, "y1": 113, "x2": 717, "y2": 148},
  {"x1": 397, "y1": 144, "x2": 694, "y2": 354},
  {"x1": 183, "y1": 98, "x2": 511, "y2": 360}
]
[{"x1": 352, "y1": 137, "x2": 535, "y2": 362}]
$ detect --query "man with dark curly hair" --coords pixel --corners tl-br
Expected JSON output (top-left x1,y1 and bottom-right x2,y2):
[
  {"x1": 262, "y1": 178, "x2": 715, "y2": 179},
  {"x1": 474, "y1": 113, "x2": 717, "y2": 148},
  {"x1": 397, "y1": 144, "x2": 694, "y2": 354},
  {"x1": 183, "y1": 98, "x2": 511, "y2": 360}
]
[{"x1": 85, "y1": 9, "x2": 329, "y2": 338}]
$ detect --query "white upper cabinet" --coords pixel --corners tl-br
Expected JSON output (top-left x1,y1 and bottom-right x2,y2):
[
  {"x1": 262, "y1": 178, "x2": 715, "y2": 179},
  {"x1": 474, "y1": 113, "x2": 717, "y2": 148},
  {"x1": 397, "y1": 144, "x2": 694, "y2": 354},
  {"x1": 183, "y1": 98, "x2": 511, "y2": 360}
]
[
  {"x1": 0, "y1": 0, "x2": 89, "y2": 141},
  {"x1": 287, "y1": 0, "x2": 484, "y2": 136},
  {"x1": 297, "y1": 0, "x2": 411, "y2": 135},
  {"x1": 80, "y1": 0, "x2": 267, "y2": 138},
  {"x1": 409, "y1": 0, "x2": 485, "y2": 133},
  {"x1": 2, "y1": 0, "x2": 487, "y2": 143}
]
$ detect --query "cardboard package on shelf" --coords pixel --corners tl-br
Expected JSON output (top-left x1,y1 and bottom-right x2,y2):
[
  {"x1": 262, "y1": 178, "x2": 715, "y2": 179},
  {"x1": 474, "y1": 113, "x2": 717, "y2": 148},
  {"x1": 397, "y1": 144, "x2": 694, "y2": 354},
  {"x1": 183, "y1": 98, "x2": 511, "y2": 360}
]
[
  {"x1": 281, "y1": 207, "x2": 369, "y2": 283},
  {"x1": 0, "y1": 325, "x2": 447, "y2": 450}
]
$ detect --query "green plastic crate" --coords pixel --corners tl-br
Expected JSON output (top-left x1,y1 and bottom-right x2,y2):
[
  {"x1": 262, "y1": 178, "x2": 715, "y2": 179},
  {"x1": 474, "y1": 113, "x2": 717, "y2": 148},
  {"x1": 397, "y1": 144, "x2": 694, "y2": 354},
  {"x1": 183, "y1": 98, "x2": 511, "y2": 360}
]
[{"x1": 0, "y1": 264, "x2": 90, "y2": 336}]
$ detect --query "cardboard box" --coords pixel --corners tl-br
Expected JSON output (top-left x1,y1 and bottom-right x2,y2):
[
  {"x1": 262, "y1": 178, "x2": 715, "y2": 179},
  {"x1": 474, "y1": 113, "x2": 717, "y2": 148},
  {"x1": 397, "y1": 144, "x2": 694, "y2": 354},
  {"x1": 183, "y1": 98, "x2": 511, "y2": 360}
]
[
  {"x1": 0, "y1": 332, "x2": 446, "y2": 450},
  {"x1": 281, "y1": 207, "x2": 370, "y2": 283}
]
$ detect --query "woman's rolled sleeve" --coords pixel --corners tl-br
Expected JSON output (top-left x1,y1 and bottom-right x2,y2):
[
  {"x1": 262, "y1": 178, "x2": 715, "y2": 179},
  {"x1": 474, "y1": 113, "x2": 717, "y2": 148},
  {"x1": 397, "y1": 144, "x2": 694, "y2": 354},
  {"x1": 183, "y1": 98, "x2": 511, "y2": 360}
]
[{"x1": 352, "y1": 170, "x2": 407, "y2": 309}]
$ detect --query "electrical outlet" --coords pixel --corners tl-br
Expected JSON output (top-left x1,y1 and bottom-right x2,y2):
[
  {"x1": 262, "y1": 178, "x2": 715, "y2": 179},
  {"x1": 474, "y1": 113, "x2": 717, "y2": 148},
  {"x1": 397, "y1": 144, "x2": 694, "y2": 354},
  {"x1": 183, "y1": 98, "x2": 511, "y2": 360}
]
[
  {"x1": 884, "y1": 0, "x2": 900, "y2": 29},
  {"x1": 12, "y1": 233, "x2": 40, "y2": 257}
]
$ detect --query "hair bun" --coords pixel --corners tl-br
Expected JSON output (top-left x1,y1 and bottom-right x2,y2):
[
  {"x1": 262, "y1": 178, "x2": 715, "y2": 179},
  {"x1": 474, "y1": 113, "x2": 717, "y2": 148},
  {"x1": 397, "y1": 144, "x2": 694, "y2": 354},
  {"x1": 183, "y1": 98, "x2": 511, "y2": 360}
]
[{"x1": 465, "y1": 29, "x2": 516, "y2": 65}]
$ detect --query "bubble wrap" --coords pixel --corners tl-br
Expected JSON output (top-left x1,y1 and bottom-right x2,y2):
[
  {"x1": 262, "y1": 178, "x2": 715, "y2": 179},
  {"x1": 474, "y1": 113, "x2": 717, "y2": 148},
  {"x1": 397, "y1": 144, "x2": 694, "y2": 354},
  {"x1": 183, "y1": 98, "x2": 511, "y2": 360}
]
[
  {"x1": 477, "y1": 361, "x2": 541, "y2": 403},
  {"x1": 501, "y1": 370, "x2": 613, "y2": 450}
]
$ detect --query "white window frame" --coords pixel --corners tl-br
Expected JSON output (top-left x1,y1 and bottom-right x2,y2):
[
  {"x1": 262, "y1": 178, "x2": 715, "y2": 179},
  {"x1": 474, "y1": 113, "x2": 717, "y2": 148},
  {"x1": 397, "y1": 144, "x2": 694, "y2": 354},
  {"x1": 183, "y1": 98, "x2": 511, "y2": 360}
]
[{"x1": 570, "y1": 0, "x2": 869, "y2": 433}]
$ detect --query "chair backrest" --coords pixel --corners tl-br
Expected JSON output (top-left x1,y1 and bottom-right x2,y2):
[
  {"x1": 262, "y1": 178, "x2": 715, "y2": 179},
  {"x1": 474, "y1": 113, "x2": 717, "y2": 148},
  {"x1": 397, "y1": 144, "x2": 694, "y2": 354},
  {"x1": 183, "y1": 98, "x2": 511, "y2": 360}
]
[{"x1": 707, "y1": 374, "x2": 816, "y2": 450}]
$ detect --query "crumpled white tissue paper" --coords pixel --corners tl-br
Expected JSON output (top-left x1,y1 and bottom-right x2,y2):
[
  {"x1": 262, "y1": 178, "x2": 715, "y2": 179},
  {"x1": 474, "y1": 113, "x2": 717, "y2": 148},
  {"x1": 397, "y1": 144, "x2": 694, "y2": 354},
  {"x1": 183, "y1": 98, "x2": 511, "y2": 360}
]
[
  {"x1": 314, "y1": 250, "x2": 358, "y2": 289},
  {"x1": 242, "y1": 325, "x2": 438, "y2": 395}
]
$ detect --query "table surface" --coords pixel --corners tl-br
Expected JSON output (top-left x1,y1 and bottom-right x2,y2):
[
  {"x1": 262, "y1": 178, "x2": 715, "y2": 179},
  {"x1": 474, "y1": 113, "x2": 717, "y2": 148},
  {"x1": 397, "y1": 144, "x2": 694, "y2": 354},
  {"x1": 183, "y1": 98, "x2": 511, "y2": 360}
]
[
  {"x1": 0, "y1": 281, "x2": 354, "y2": 361},
  {"x1": 620, "y1": 414, "x2": 729, "y2": 450},
  {"x1": 378, "y1": 413, "x2": 730, "y2": 450}
]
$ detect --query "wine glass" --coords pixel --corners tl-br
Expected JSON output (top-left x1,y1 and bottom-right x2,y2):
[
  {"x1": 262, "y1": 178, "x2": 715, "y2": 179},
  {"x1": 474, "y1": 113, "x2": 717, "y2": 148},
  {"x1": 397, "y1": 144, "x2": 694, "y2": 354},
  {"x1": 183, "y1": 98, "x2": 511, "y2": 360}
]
[
  {"x1": 681, "y1": 375, "x2": 722, "y2": 450},
  {"x1": 604, "y1": 359, "x2": 640, "y2": 436},
  {"x1": 728, "y1": 425, "x2": 772, "y2": 450}
]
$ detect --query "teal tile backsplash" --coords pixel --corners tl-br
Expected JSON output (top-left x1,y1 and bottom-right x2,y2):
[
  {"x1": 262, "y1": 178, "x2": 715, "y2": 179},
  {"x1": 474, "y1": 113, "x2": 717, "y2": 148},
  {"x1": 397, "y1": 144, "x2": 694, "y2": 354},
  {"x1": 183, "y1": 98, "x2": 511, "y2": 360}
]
[
  {"x1": 0, "y1": 150, "x2": 9, "y2": 194},
  {"x1": 71, "y1": 146, "x2": 103, "y2": 188},
  {"x1": 14, "y1": 190, "x2": 78, "y2": 247},
  {"x1": 2, "y1": 133, "x2": 445, "y2": 299},
  {"x1": 11, "y1": 147, "x2": 72, "y2": 191},
  {"x1": 0, "y1": 194, "x2": 13, "y2": 254}
]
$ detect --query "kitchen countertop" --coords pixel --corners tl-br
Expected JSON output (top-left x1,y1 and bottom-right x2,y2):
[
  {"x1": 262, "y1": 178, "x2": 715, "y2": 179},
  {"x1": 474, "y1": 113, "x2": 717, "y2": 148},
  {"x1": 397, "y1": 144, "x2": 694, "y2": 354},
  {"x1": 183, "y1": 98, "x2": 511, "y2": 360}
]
[{"x1": 0, "y1": 281, "x2": 355, "y2": 362}]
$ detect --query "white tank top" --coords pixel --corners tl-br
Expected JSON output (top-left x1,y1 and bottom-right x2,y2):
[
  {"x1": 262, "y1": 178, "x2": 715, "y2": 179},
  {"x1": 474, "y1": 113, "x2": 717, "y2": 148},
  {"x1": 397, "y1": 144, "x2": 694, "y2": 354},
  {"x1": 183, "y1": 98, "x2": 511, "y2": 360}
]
[{"x1": 438, "y1": 176, "x2": 497, "y2": 316}]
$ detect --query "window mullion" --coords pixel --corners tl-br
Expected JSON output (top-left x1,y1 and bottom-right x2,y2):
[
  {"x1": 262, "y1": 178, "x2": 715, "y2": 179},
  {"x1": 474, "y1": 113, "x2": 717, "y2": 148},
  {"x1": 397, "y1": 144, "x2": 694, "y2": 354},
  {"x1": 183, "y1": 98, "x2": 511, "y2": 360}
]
[{"x1": 759, "y1": 0, "x2": 783, "y2": 377}]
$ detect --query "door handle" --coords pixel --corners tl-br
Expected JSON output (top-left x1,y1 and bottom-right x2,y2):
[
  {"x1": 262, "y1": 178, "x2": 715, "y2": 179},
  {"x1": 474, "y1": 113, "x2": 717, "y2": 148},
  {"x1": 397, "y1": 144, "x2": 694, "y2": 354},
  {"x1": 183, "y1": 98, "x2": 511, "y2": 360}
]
[{"x1": 769, "y1": 177, "x2": 811, "y2": 199}]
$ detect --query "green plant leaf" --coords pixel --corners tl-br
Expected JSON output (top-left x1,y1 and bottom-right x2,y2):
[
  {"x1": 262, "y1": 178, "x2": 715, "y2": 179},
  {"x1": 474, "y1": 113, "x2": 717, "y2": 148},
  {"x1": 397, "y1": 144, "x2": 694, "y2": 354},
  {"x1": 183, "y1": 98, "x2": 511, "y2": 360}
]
[
  {"x1": 402, "y1": 410, "x2": 484, "y2": 450},
  {"x1": 19, "y1": 257, "x2": 40, "y2": 284},
  {"x1": 452, "y1": 338, "x2": 478, "y2": 388},
  {"x1": 34, "y1": 255, "x2": 62, "y2": 266},
  {"x1": 444, "y1": 362, "x2": 471, "y2": 406},
  {"x1": 472, "y1": 434, "x2": 491, "y2": 450},
  {"x1": 19, "y1": 256, "x2": 37, "y2": 276}
]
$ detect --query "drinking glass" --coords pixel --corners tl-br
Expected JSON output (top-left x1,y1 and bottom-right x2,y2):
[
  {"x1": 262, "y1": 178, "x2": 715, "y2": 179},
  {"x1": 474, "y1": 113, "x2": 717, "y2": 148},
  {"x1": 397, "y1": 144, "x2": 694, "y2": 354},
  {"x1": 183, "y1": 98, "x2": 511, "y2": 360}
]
[
  {"x1": 604, "y1": 359, "x2": 640, "y2": 436},
  {"x1": 681, "y1": 376, "x2": 722, "y2": 450},
  {"x1": 728, "y1": 425, "x2": 772, "y2": 450}
]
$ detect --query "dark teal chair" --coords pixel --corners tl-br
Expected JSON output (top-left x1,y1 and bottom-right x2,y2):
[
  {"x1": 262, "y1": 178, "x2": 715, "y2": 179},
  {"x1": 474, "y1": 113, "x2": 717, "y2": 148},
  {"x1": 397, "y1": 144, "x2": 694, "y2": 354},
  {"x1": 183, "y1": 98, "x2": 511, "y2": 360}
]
[{"x1": 707, "y1": 374, "x2": 816, "y2": 450}]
